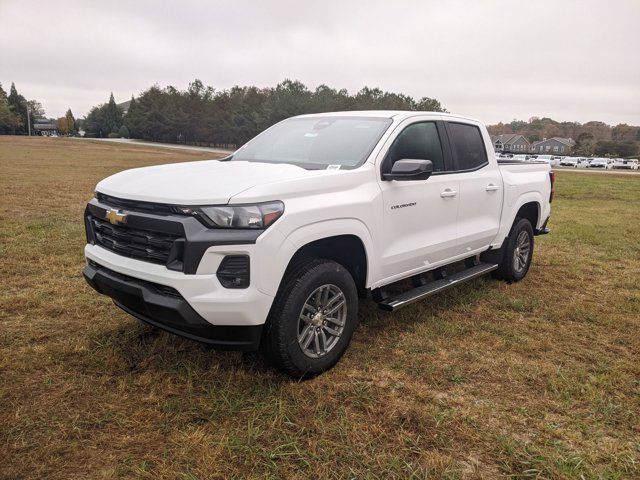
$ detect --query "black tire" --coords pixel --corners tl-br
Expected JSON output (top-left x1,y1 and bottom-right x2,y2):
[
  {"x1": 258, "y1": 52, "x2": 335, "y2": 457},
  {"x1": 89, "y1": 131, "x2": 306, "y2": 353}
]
[
  {"x1": 492, "y1": 217, "x2": 534, "y2": 283},
  {"x1": 262, "y1": 259, "x2": 359, "y2": 378}
]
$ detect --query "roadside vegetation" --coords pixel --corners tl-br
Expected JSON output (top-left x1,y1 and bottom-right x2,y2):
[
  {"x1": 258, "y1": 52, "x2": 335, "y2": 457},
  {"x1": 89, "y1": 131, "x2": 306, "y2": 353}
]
[{"x1": 1, "y1": 136, "x2": 638, "y2": 479}]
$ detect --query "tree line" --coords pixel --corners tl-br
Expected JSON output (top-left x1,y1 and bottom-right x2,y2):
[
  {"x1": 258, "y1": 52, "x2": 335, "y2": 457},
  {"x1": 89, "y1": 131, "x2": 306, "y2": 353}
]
[
  {"x1": 0, "y1": 82, "x2": 78, "y2": 136},
  {"x1": 84, "y1": 79, "x2": 446, "y2": 147},
  {"x1": 488, "y1": 117, "x2": 640, "y2": 157},
  {"x1": 5, "y1": 77, "x2": 637, "y2": 158}
]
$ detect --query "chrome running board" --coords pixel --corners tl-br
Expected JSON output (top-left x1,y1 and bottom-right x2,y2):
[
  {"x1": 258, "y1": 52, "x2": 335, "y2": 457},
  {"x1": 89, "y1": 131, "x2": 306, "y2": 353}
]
[{"x1": 377, "y1": 262, "x2": 499, "y2": 312}]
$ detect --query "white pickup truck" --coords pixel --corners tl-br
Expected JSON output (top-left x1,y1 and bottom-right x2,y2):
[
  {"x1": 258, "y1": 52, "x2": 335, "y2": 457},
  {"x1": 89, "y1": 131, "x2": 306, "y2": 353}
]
[
  {"x1": 83, "y1": 111, "x2": 553, "y2": 377},
  {"x1": 613, "y1": 158, "x2": 638, "y2": 170}
]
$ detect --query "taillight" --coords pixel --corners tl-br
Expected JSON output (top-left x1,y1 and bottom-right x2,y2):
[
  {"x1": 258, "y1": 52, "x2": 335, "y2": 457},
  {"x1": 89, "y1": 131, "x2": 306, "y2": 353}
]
[{"x1": 549, "y1": 171, "x2": 555, "y2": 203}]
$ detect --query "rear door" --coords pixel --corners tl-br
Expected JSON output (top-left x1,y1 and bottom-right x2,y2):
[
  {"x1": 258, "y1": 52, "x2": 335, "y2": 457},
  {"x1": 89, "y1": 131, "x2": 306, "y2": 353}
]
[
  {"x1": 377, "y1": 118, "x2": 460, "y2": 280},
  {"x1": 444, "y1": 121, "x2": 503, "y2": 254}
]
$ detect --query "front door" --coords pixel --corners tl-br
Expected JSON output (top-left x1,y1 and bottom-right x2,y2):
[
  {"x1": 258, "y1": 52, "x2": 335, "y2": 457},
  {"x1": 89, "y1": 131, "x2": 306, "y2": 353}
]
[{"x1": 378, "y1": 120, "x2": 460, "y2": 281}]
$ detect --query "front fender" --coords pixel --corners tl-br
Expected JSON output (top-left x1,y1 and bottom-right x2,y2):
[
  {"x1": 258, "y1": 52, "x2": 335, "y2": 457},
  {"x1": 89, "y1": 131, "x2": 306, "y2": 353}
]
[{"x1": 255, "y1": 218, "x2": 375, "y2": 297}]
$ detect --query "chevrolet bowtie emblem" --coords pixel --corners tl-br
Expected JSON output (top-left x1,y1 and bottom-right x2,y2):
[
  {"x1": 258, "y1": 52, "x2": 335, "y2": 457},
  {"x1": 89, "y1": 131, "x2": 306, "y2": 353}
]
[{"x1": 105, "y1": 208, "x2": 127, "y2": 225}]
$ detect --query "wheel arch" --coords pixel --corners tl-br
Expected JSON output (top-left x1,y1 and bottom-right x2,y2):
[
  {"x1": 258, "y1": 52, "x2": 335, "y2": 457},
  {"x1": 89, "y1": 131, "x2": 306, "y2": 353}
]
[
  {"x1": 514, "y1": 201, "x2": 540, "y2": 229},
  {"x1": 262, "y1": 219, "x2": 374, "y2": 298},
  {"x1": 284, "y1": 234, "x2": 369, "y2": 296},
  {"x1": 492, "y1": 193, "x2": 544, "y2": 248}
]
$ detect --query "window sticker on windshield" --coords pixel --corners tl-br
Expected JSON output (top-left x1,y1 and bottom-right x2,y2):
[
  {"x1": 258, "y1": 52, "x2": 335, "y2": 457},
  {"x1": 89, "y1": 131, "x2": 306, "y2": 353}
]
[
  {"x1": 327, "y1": 165, "x2": 341, "y2": 170},
  {"x1": 304, "y1": 132, "x2": 319, "y2": 138}
]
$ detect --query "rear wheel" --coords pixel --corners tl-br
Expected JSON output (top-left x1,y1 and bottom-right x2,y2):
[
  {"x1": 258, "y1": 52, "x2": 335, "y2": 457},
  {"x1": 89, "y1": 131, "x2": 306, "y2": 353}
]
[
  {"x1": 262, "y1": 259, "x2": 359, "y2": 378},
  {"x1": 492, "y1": 217, "x2": 534, "y2": 283}
]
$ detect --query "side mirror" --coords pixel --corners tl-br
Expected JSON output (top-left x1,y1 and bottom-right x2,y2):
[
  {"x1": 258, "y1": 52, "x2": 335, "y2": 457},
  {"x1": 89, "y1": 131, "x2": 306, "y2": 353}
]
[{"x1": 383, "y1": 159, "x2": 433, "y2": 181}]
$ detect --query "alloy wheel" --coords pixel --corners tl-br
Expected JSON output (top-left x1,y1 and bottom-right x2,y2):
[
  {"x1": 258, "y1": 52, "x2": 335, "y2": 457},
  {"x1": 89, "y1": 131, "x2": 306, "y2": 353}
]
[{"x1": 297, "y1": 284, "x2": 347, "y2": 358}]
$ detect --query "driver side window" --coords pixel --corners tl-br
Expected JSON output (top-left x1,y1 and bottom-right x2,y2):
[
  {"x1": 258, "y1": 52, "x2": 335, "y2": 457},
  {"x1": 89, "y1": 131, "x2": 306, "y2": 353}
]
[{"x1": 384, "y1": 122, "x2": 445, "y2": 173}]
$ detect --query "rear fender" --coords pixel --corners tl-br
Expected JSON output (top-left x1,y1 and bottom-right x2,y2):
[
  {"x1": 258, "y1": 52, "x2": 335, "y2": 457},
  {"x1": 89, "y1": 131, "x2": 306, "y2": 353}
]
[{"x1": 492, "y1": 192, "x2": 546, "y2": 248}]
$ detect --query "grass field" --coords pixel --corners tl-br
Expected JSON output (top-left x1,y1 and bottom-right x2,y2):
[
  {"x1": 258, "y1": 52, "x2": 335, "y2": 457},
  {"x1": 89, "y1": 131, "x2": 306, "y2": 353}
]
[{"x1": 1, "y1": 136, "x2": 639, "y2": 479}]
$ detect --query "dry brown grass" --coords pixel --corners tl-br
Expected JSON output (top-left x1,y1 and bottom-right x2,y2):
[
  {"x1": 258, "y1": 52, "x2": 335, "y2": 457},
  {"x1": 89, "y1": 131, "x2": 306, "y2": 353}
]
[{"x1": 1, "y1": 136, "x2": 639, "y2": 479}]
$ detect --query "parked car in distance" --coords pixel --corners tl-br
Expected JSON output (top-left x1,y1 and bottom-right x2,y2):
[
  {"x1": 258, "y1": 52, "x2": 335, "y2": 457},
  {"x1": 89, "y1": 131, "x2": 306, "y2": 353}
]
[
  {"x1": 83, "y1": 111, "x2": 553, "y2": 377},
  {"x1": 589, "y1": 158, "x2": 613, "y2": 169},
  {"x1": 576, "y1": 158, "x2": 592, "y2": 168},
  {"x1": 613, "y1": 158, "x2": 639, "y2": 170},
  {"x1": 559, "y1": 157, "x2": 578, "y2": 167}
]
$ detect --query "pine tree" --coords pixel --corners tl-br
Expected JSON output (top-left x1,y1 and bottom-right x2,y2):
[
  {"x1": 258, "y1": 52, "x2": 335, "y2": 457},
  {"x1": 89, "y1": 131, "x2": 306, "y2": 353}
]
[
  {"x1": 65, "y1": 108, "x2": 77, "y2": 133},
  {"x1": 0, "y1": 96, "x2": 18, "y2": 133},
  {"x1": 103, "y1": 92, "x2": 123, "y2": 134},
  {"x1": 7, "y1": 83, "x2": 26, "y2": 134},
  {"x1": 84, "y1": 105, "x2": 105, "y2": 137},
  {"x1": 123, "y1": 96, "x2": 141, "y2": 138}
]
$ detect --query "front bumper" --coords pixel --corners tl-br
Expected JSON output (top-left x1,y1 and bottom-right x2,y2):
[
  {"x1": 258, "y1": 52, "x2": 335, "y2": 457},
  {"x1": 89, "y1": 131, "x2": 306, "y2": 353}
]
[
  {"x1": 85, "y1": 243, "x2": 275, "y2": 327},
  {"x1": 83, "y1": 260, "x2": 263, "y2": 350}
]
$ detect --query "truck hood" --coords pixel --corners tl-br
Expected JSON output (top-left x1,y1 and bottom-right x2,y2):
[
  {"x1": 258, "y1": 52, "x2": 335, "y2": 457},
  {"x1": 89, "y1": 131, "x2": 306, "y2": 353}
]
[{"x1": 96, "y1": 160, "x2": 322, "y2": 205}]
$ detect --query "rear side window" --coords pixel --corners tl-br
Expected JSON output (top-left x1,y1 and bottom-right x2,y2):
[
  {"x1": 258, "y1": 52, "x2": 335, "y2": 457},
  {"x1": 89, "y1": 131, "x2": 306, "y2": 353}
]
[
  {"x1": 447, "y1": 123, "x2": 488, "y2": 171},
  {"x1": 384, "y1": 122, "x2": 445, "y2": 172}
]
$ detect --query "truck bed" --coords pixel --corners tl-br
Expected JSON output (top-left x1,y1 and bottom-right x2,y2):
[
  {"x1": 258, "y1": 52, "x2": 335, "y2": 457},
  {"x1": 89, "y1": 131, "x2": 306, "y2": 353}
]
[{"x1": 497, "y1": 158, "x2": 548, "y2": 165}]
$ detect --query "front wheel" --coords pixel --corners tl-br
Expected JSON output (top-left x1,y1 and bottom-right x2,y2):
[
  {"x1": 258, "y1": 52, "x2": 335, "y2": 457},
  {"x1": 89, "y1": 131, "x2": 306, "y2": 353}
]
[
  {"x1": 262, "y1": 259, "x2": 359, "y2": 378},
  {"x1": 493, "y1": 217, "x2": 534, "y2": 283}
]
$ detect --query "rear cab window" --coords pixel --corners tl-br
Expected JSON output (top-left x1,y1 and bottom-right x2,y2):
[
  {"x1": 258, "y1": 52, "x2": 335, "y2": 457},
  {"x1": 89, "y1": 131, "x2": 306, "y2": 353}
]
[{"x1": 446, "y1": 122, "x2": 488, "y2": 171}]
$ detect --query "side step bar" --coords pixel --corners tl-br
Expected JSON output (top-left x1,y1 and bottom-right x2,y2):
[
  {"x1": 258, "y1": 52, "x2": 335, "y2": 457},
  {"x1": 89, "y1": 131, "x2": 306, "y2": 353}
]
[{"x1": 377, "y1": 262, "x2": 499, "y2": 312}]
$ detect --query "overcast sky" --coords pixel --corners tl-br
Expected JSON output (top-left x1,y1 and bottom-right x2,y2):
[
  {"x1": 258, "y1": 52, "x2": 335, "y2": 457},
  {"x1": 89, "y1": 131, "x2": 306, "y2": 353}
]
[{"x1": 1, "y1": 0, "x2": 639, "y2": 125}]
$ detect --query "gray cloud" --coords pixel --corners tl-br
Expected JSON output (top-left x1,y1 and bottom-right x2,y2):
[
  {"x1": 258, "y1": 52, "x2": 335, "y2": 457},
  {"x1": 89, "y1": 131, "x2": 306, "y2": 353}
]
[{"x1": 1, "y1": 0, "x2": 638, "y2": 125}]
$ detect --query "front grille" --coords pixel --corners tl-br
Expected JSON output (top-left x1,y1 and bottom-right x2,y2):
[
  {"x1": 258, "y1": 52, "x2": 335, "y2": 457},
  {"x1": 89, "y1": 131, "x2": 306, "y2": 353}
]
[{"x1": 89, "y1": 216, "x2": 181, "y2": 265}]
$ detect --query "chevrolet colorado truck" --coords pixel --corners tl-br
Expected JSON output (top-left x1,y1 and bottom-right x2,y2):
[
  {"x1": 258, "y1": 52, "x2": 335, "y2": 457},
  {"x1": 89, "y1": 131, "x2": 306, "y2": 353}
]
[{"x1": 83, "y1": 111, "x2": 553, "y2": 377}]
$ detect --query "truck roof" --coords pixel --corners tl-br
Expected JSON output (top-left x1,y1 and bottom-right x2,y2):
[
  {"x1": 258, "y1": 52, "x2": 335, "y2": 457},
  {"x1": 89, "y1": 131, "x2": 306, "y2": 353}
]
[{"x1": 294, "y1": 110, "x2": 482, "y2": 124}]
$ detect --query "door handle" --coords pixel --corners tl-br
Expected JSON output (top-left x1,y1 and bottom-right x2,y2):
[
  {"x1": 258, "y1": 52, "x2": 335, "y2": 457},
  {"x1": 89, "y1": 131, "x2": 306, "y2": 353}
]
[
  {"x1": 485, "y1": 184, "x2": 500, "y2": 191},
  {"x1": 440, "y1": 188, "x2": 458, "y2": 198}
]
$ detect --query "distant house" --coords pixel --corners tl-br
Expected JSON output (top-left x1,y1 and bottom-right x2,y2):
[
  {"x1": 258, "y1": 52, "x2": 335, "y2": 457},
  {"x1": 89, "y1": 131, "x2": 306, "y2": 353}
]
[
  {"x1": 531, "y1": 137, "x2": 575, "y2": 155},
  {"x1": 490, "y1": 134, "x2": 531, "y2": 153},
  {"x1": 33, "y1": 119, "x2": 58, "y2": 136}
]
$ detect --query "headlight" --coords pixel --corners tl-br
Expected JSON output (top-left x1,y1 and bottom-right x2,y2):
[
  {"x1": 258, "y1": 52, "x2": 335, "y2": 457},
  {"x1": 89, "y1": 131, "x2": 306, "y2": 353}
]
[{"x1": 178, "y1": 201, "x2": 284, "y2": 229}]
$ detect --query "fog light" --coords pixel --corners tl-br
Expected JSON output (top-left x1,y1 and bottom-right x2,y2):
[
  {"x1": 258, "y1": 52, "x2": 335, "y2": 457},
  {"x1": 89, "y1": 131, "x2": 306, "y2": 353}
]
[{"x1": 216, "y1": 255, "x2": 250, "y2": 289}]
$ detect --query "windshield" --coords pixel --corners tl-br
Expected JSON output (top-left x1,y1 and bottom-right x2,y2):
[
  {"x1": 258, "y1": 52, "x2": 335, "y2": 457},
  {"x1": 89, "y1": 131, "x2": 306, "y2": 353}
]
[{"x1": 231, "y1": 116, "x2": 392, "y2": 169}]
